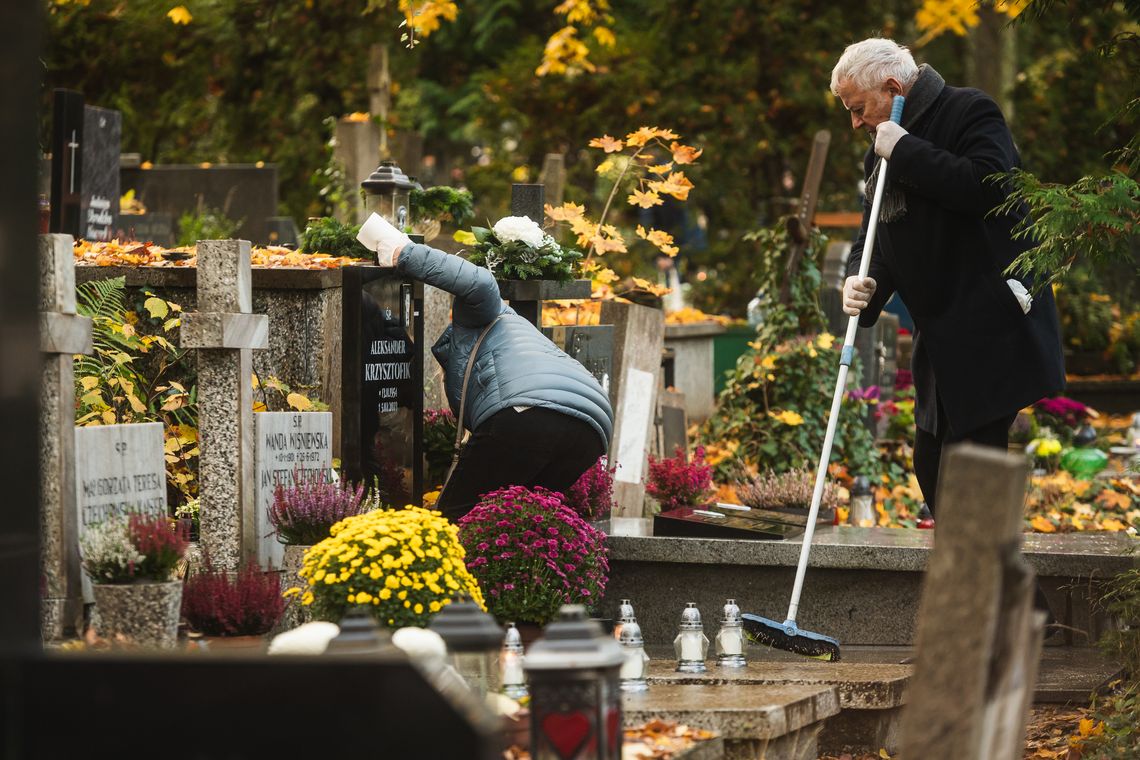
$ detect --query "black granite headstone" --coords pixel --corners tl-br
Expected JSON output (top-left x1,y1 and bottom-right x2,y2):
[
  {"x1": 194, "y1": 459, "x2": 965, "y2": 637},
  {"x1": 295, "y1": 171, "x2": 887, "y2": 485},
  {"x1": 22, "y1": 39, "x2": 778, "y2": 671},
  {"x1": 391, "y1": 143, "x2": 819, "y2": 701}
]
[
  {"x1": 115, "y1": 211, "x2": 175, "y2": 246},
  {"x1": 510, "y1": 183, "x2": 544, "y2": 225},
  {"x1": 265, "y1": 216, "x2": 299, "y2": 247},
  {"x1": 653, "y1": 504, "x2": 805, "y2": 540},
  {"x1": 49, "y1": 89, "x2": 84, "y2": 237},
  {"x1": 341, "y1": 266, "x2": 424, "y2": 503},
  {"x1": 541, "y1": 324, "x2": 614, "y2": 396},
  {"x1": 80, "y1": 105, "x2": 120, "y2": 242}
]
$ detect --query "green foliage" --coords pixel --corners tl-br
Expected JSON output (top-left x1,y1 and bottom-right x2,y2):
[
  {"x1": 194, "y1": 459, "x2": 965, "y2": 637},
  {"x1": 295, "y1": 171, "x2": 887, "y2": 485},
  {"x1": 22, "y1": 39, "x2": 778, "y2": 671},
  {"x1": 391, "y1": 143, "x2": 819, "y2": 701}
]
[
  {"x1": 741, "y1": 217, "x2": 828, "y2": 337},
  {"x1": 299, "y1": 216, "x2": 371, "y2": 259},
  {"x1": 74, "y1": 277, "x2": 199, "y2": 503},
  {"x1": 701, "y1": 329, "x2": 877, "y2": 481},
  {"x1": 466, "y1": 224, "x2": 584, "y2": 282},
  {"x1": 1082, "y1": 567, "x2": 1140, "y2": 758},
  {"x1": 1053, "y1": 266, "x2": 1140, "y2": 374},
  {"x1": 176, "y1": 207, "x2": 242, "y2": 247},
  {"x1": 410, "y1": 186, "x2": 474, "y2": 227},
  {"x1": 997, "y1": 170, "x2": 1140, "y2": 293}
]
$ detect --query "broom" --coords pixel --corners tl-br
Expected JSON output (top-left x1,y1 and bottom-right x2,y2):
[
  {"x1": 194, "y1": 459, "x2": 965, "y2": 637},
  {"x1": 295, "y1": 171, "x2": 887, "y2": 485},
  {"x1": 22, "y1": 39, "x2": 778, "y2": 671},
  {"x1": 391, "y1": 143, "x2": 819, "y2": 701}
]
[{"x1": 743, "y1": 95, "x2": 905, "y2": 662}]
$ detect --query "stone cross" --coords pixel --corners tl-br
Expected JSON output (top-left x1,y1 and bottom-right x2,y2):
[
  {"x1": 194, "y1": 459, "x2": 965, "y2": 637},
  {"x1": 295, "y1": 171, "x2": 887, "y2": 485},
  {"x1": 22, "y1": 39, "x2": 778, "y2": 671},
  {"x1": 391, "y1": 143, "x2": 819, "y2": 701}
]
[
  {"x1": 899, "y1": 443, "x2": 1044, "y2": 759},
  {"x1": 39, "y1": 233, "x2": 92, "y2": 639},
  {"x1": 181, "y1": 240, "x2": 268, "y2": 571}
]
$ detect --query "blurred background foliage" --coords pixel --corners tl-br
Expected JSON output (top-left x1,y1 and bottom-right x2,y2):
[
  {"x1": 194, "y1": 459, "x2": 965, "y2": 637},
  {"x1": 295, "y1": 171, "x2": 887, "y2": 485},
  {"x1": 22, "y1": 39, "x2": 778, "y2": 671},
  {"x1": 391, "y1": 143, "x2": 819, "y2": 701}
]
[{"x1": 43, "y1": 0, "x2": 1137, "y2": 315}]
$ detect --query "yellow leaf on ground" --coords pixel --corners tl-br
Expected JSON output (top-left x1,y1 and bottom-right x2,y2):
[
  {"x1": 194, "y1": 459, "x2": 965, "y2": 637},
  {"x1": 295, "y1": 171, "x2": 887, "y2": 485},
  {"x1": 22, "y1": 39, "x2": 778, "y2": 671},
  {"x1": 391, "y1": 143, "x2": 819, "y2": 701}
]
[
  {"x1": 144, "y1": 296, "x2": 169, "y2": 319},
  {"x1": 1030, "y1": 515, "x2": 1057, "y2": 533},
  {"x1": 287, "y1": 392, "x2": 313, "y2": 411},
  {"x1": 1100, "y1": 518, "x2": 1126, "y2": 532},
  {"x1": 1096, "y1": 489, "x2": 1131, "y2": 511}
]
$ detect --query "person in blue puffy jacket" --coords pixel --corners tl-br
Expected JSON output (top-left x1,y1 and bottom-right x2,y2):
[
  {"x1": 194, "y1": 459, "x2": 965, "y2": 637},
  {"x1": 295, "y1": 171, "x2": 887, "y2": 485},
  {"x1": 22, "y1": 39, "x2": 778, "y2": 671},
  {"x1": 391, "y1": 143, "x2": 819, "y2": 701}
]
[{"x1": 359, "y1": 213, "x2": 614, "y2": 523}]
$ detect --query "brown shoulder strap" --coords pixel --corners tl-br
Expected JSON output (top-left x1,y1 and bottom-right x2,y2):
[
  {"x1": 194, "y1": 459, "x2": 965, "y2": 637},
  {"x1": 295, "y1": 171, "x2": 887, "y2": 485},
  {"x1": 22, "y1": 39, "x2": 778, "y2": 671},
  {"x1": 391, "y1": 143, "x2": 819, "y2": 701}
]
[{"x1": 454, "y1": 314, "x2": 504, "y2": 451}]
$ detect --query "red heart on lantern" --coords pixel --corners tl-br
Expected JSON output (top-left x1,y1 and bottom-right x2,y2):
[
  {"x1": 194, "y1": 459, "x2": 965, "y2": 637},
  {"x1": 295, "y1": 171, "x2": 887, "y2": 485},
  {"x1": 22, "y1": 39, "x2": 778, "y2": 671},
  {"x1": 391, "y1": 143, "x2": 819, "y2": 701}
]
[
  {"x1": 606, "y1": 707, "x2": 621, "y2": 750},
  {"x1": 541, "y1": 712, "x2": 592, "y2": 759}
]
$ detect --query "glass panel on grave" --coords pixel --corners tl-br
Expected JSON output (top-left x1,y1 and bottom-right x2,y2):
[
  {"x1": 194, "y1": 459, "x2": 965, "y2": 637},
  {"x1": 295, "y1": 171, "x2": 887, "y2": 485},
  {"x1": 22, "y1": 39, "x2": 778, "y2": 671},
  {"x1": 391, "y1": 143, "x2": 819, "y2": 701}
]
[{"x1": 359, "y1": 277, "x2": 420, "y2": 504}]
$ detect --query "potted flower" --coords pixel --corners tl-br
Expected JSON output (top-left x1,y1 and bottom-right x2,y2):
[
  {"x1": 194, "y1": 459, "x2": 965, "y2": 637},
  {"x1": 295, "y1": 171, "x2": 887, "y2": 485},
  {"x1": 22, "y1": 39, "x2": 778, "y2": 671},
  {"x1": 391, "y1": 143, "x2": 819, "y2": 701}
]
[
  {"x1": 410, "y1": 186, "x2": 474, "y2": 242},
  {"x1": 645, "y1": 446, "x2": 714, "y2": 513},
  {"x1": 80, "y1": 513, "x2": 188, "y2": 649},
  {"x1": 1027, "y1": 435, "x2": 1064, "y2": 473},
  {"x1": 285, "y1": 506, "x2": 483, "y2": 628},
  {"x1": 561, "y1": 455, "x2": 616, "y2": 531},
  {"x1": 423, "y1": 407, "x2": 459, "y2": 489},
  {"x1": 735, "y1": 466, "x2": 842, "y2": 524},
  {"x1": 268, "y1": 475, "x2": 373, "y2": 628},
  {"x1": 457, "y1": 486, "x2": 608, "y2": 633},
  {"x1": 464, "y1": 215, "x2": 584, "y2": 284},
  {"x1": 182, "y1": 555, "x2": 286, "y2": 652}
]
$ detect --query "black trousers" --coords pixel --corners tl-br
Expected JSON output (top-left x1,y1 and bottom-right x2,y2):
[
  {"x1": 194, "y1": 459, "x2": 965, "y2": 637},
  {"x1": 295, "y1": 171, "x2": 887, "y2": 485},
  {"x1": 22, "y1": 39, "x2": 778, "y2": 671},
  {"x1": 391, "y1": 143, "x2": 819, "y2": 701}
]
[
  {"x1": 435, "y1": 407, "x2": 605, "y2": 524},
  {"x1": 913, "y1": 398, "x2": 1054, "y2": 623},
  {"x1": 913, "y1": 401, "x2": 1017, "y2": 515}
]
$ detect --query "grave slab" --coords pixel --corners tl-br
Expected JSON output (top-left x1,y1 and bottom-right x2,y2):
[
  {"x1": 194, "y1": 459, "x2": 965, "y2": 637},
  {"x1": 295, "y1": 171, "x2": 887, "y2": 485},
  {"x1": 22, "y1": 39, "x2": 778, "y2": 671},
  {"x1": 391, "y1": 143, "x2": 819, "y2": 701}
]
[
  {"x1": 605, "y1": 522, "x2": 1136, "y2": 647},
  {"x1": 623, "y1": 682, "x2": 838, "y2": 760}
]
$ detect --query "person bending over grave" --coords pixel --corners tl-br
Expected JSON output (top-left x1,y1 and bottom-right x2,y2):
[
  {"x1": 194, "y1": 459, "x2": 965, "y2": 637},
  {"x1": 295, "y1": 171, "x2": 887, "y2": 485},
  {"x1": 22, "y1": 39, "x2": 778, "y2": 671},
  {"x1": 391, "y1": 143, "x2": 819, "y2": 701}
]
[
  {"x1": 833, "y1": 38, "x2": 1065, "y2": 513},
  {"x1": 358, "y1": 213, "x2": 614, "y2": 523}
]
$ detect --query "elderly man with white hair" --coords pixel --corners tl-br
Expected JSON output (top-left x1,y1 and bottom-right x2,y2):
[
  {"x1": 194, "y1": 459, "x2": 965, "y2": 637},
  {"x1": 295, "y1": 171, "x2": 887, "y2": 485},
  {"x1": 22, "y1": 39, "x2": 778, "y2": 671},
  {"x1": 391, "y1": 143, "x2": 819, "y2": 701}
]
[{"x1": 832, "y1": 38, "x2": 1065, "y2": 516}]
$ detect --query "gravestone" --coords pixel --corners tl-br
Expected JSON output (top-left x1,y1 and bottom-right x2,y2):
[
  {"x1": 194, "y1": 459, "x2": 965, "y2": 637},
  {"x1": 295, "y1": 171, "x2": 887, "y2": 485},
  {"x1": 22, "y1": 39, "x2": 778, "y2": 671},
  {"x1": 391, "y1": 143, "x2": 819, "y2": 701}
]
[
  {"x1": 334, "y1": 116, "x2": 380, "y2": 225},
  {"x1": 49, "y1": 89, "x2": 84, "y2": 237},
  {"x1": 900, "y1": 444, "x2": 1044, "y2": 760},
  {"x1": 510, "y1": 183, "x2": 544, "y2": 224},
  {"x1": 539, "y1": 154, "x2": 566, "y2": 208},
  {"x1": 115, "y1": 211, "x2": 175, "y2": 246},
  {"x1": 601, "y1": 301, "x2": 666, "y2": 517},
  {"x1": 542, "y1": 324, "x2": 614, "y2": 394},
  {"x1": 39, "y1": 233, "x2": 92, "y2": 638},
  {"x1": 74, "y1": 422, "x2": 167, "y2": 601},
  {"x1": 254, "y1": 412, "x2": 334, "y2": 569},
  {"x1": 181, "y1": 239, "x2": 269, "y2": 570},
  {"x1": 80, "y1": 105, "x2": 120, "y2": 242},
  {"x1": 341, "y1": 266, "x2": 424, "y2": 503},
  {"x1": 820, "y1": 287, "x2": 899, "y2": 401}
]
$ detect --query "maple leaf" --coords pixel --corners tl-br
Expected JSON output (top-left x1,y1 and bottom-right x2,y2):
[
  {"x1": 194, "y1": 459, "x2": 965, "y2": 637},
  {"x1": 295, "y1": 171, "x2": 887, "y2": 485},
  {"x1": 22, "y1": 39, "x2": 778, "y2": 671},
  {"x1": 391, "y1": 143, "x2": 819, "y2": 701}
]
[
  {"x1": 630, "y1": 277, "x2": 672, "y2": 297},
  {"x1": 1030, "y1": 515, "x2": 1057, "y2": 533},
  {"x1": 591, "y1": 235, "x2": 627, "y2": 255},
  {"x1": 1096, "y1": 489, "x2": 1132, "y2": 511},
  {"x1": 628, "y1": 189, "x2": 663, "y2": 209},
  {"x1": 167, "y1": 5, "x2": 192, "y2": 24},
  {"x1": 588, "y1": 135, "x2": 624, "y2": 153},
  {"x1": 545, "y1": 201, "x2": 587, "y2": 222},
  {"x1": 1100, "y1": 518, "x2": 1127, "y2": 531},
  {"x1": 592, "y1": 267, "x2": 619, "y2": 285},
  {"x1": 624, "y1": 126, "x2": 658, "y2": 147},
  {"x1": 670, "y1": 141, "x2": 703, "y2": 164},
  {"x1": 595, "y1": 159, "x2": 615, "y2": 175},
  {"x1": 649, "y1": 171, "x2": 694, "y2": 201},
  {"x1": 636, "y1": 225, "x2": 679, "y2": 255},
  {"x1": 647, "y1": 162, "x2": 674, "y2": 175},
  {"x1": 593, "y1": 26, "x2": 616, "y2": 48}
]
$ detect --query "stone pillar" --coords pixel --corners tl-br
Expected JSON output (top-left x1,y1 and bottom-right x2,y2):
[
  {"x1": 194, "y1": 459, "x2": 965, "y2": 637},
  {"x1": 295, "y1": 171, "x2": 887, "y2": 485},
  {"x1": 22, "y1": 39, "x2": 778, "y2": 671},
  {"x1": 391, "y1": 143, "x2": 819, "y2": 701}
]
[
  {"x1": 334, "y1": 118, "x2": 380, "y2": 225},
  {"x1": 38, "y1": 233, "x2": 92, "y2": 639},
  {"x1": 181, "y1": 240, "x2": 268, "y2": 571},
  {"x1": 900, "y1": 444, "x2": 1043, "y2": 759},
  {"x1": 510, "y1": 184, "x2": 544, "y2": 225},
  {"x1": 600, "y1": 301, "x2": 665, "y2": 518},
  {"x1": 539, "y1": 155, "x2": 565, "y2": 209}
]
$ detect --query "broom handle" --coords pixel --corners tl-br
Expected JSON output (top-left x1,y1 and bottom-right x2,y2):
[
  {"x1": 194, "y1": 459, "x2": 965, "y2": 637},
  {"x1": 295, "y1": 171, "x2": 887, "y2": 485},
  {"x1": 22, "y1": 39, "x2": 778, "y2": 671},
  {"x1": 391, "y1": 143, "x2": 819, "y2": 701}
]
[{"x1": 785, "y1": 96, "x2": 905, "y2": 626}]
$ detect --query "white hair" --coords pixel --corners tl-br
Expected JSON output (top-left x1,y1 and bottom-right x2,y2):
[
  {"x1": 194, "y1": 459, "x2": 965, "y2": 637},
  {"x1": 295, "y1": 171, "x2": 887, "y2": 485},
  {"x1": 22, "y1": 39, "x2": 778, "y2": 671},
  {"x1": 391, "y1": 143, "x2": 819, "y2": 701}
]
[{"x1": 830, "y1": 38, "x2": 919, "y2": 95}]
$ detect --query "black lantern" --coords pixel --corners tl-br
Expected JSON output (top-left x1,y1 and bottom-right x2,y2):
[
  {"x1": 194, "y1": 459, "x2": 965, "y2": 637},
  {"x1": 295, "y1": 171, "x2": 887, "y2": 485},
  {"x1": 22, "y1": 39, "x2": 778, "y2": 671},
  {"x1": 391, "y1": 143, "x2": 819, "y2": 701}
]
[
  {"x1": 361, "y1": 159, "x2": 420, "y2": 231},
  {"x1": 428, "y1": 595, "x2": 504, "y2": 699},
  {"x1": 525, "y1": 604, "x2": 625, "y2": 760},
  {"x1": 326, "y1": 608, "x2": 399, "y2": 656}
]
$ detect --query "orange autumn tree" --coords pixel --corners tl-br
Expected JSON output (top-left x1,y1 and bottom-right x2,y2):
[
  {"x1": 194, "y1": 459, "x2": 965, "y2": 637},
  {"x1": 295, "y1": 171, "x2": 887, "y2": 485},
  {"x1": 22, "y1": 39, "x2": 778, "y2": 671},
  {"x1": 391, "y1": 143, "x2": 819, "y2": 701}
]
[{"x1": 545, "y1": 126, "x2": 703, "y2": 301}]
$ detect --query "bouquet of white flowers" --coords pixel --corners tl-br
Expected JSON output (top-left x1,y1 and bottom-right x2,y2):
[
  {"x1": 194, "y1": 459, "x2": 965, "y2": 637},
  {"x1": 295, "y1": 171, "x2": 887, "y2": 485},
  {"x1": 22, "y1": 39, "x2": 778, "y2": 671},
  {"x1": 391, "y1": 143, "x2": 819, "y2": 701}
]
[{"x1": 465, "y1": 215, "x2": 583, "y2": 282}]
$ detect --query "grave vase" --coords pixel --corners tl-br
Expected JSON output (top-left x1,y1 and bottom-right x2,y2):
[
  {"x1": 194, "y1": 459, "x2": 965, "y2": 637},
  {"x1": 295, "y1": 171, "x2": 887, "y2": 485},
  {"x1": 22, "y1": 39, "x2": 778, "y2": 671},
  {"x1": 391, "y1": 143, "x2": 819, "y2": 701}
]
[{"x1": 91, "y1": 579, "x2": 182, "y2": 649}]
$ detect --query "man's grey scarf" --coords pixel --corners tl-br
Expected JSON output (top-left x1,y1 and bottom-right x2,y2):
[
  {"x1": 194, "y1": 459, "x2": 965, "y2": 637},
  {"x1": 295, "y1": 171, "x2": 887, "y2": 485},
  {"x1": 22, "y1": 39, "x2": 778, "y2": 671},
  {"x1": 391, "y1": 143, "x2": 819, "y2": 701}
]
[{"x1": 865, "y1": 64, "x2": 946, "y2": 223}]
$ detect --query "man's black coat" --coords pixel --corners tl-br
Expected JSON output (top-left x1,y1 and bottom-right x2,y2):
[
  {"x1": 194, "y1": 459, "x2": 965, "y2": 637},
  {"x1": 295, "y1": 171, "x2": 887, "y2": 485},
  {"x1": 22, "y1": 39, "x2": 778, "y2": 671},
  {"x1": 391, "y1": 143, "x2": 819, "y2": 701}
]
[{"x1": 846, "y1": 84, "x2": 1065, "y2": 435}]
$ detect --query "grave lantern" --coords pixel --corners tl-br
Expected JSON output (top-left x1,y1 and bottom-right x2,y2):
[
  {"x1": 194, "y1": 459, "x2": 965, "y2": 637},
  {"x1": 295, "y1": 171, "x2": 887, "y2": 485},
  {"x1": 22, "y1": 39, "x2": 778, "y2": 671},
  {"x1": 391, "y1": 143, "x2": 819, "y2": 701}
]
[
  {"x1": 428, "y1": 594, "x2": 503, "y2": 699},
  {"x1": 714, "y1": 598, "x2": 746, "y2": 668},
  {"x1": 361, "y1": 159, "x2": 420, "y2": 231},
  {"x1": 673, "y1": 602, "x2": 708, "y2": 673},
  {"x1": 525, "y1": 604, "x2": 624, "y2": 760},
  {"x1": 500, "y1": 622, "x2": 529, "y2": 700},
  {"x1": 849, "y1": 475, "x2": 874, "y2": 527}
]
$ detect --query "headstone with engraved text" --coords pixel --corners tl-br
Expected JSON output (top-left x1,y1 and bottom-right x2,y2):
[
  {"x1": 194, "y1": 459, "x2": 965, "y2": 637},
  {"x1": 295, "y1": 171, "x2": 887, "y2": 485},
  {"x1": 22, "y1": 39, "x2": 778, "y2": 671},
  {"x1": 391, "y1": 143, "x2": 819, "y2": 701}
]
[
  {"x1": 254, "y1": 412, "x2": 334, "y2": 569},
  {"x1": 81, "y1": 105, "x2": 121, "y2": 242}
]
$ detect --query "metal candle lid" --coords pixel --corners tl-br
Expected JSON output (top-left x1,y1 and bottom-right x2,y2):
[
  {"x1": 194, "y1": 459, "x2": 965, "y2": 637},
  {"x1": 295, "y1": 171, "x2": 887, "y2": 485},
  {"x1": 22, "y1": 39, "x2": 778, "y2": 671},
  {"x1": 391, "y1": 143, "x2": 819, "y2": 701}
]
[
  {"x1": 503, "y1": 622, "x2": 524, "y2": 652},
  {"x1": 618, "y1": 620, "x2": 644, "y2": 647},
  {"x1": 618, "y1": 599, "x2": 636, "y2": 623},
  {"x1": 679, "y1": 602, "x2": 703, "y2": 630},
  {"x1": 721, "y1": 599, "x2": 742, "y2": 624}
]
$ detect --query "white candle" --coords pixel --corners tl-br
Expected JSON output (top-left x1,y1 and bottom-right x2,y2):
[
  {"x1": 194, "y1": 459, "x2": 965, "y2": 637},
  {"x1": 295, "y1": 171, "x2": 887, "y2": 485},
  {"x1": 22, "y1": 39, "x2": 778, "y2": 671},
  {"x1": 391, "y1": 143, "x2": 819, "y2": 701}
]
[
  {"x1": 500, "y1": 652, "x2": 524, "y2": 686},
  {"x1": 680, "y1": 632, "x2": 704, "y2": 661},
  {"x1": 620, "y1": 649, "x2": 644, "y2": 680},
  {"x1": 718, "y1": 628, "x2": 743, "y2": 656}
]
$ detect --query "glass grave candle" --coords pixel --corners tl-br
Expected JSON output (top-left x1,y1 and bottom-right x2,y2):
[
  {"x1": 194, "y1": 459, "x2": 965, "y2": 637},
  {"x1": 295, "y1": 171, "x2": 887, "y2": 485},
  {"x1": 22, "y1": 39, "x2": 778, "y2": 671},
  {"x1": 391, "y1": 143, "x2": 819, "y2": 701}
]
[{"x1": 673, "y1": 602, "x2": 708, "y2": 673}]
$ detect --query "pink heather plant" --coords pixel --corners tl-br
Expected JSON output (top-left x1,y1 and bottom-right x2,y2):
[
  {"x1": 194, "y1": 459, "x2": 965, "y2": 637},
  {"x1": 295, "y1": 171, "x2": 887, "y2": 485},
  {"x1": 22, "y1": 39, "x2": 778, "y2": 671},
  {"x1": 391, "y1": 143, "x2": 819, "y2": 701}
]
[
  {"x1": 562, "y1": 456, "x2": 615, "y2": 522},
  {"x1": 1034, "y1": 396, "x2": 1090, "y2": 429},
  {"x1": 268, "y1": 473, "x2": 370, "y2": 546},
  {"x1": 646, "y1": 446, "x2": 714, "y2": 512},
  {"x1": 457, "y1": 486, "x2": 609, "y2": 626}
]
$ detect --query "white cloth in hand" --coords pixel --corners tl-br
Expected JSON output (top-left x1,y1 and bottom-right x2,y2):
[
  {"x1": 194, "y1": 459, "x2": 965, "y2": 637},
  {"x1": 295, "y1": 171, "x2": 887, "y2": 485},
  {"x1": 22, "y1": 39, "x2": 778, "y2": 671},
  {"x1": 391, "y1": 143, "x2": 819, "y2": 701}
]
[
  {"x1": 357, "y1": 212, "x2": 412, "y2": 267},
  {"x1": 874, "y1": 121, "x2": 907, "y2": 160},
  {"x1": 1006, "y1": 279, "x2": 1033, "y2": 314},
  {"x1": 842, "y1": 275, "x2": 877, "y2": 316}
]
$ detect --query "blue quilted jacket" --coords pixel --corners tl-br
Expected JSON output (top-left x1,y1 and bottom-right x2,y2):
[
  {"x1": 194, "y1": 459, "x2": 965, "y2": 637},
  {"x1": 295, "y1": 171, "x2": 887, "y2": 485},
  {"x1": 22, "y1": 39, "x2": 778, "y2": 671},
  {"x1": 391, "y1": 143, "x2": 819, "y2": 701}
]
[{"x1": 396, "y1": 243, "x2": 613, "y2": 449}]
